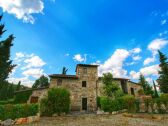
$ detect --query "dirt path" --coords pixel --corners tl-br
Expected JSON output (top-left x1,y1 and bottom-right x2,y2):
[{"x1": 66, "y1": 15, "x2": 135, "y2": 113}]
[{"x1": 22, "y1": 114, "x2": 168, "y2": 126}]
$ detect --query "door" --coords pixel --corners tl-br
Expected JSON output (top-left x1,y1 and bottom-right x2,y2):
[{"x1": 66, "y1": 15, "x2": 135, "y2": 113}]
[
  {"x1": 131, "y1": 88, "x2": 135, "y2": 96},
  {"x1": 82, "y1": 98, "x2": 87, "y2": 110}
]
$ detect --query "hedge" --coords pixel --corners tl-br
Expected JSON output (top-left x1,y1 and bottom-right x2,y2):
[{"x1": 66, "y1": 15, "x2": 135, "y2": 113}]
[
  {"x1": 40, "y1": 88, "x2": 70, "y2": 116},
  {"x1": 14, "y1": 90, "x2": 32, "y2": 104},
  {"x1": 0, "y1": 104, "x2": 39, "y2": 121},
  {"x1": 100, "y1": 95, "x2": 136, "y2": 113},
  {"x1": 0, "y1": 99, "x2": 14, "y2": 105}
]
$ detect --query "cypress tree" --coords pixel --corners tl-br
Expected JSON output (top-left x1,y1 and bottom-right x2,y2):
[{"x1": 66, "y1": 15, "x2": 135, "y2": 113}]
[
  {"x1": 157, "y1": 50, "x2": 168, "y2": 93},
  {"x1": 16, "y1": 81, "x2": 21, "y2": 91},
  {"x1": 0, "y1": 15, "x2": 16, "y2": 87},
  {"x1": 153, "y1": 80, "x2": 159, "y2": 98},
  {"x1": 139, "y1": 74, "x2": 154, "y2": 96},
  {"x1": 139, "y1": 74, "x2": 147, "y2": 92}
]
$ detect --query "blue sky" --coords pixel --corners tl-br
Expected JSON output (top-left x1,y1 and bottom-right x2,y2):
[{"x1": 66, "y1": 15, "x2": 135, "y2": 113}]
[{"x1": 0, "y1": 0, "x2": 168, "y2": 87}]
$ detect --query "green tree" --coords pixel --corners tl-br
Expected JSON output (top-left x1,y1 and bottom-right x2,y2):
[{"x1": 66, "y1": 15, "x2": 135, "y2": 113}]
[
  {"x1": 102, "y1": 73, "x2": 120, "y2": 97},
  {"x1": 0, "y1": 15, "x2": 16, "y2": 86},
  {"x1": 157, "y1": 50, "x2": 168, "y2": 93},
  {"x1": 139, "y1": 74, "x2": 147, "y2": 91},
  {"x1": 8, "y1": 83, "x2": 14, "y2": 99},
  {"x1": 153, "y1": 80, "x2": 159, "y2": 98},
  {"x1": 139, "y1": 74, "x2": 154, "y2": 96},
  {"x1": 40, "y1": 88, "x2": 70, "y2": 116},
  {"x1": 16, "y1": 81, "x2": 21, "y2": 91},
  {"x1": 32, "y1": 75, "x2": 49, "y2": 88}
]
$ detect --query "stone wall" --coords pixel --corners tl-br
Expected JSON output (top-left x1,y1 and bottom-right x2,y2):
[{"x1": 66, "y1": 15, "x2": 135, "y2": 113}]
[
  {"x1": 127, "y1": 81, "x2": 142, "y2": 97},
  {"x1": 97, "y1": 80, "x2": 142, "y2": 97},
  {"x1": 50, "y1": 66, "x2": 98, "y2": 112},
  {"x1": 28, "y1": 88, "x2": 48, "y2": 103}
]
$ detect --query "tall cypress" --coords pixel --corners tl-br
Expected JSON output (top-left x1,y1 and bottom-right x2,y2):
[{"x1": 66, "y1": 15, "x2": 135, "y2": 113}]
[
  {"x1": 139, "y1": 74, "x2": 154, "y2": 96},
  {"x1": 0, "y1": 15, "x2": 16, "y2": 86},
  {"x1": 157, "y1": 50, "x2": 168, "y2": 93},
  {"x1": 153, "y1": 80, "x2": 159, "y2": 98}
]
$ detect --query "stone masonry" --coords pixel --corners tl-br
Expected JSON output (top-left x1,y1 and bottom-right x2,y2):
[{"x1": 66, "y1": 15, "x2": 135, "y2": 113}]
[{"x1": 29, "y1": 64, "x2": 142, "y2": 112}]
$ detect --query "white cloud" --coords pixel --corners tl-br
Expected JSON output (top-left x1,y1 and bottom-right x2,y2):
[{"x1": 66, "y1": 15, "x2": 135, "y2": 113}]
[
  {"x1": 126, "y1": 62, "x2": 136, "y2": 66},
  {"x1": 0, "y1": 0, "x2": 44, "y2": 24},
  {"x1": 130, "y1": 71, "x2": 140, "y2": 80},
  {"x1": 98, "y1": 49, "x2": 129, "y2": 77},
  {"x1": 143, "y1": 56, "x2": 156, "y2": 65},
  {"x1": 133, "y1": 55, "x2": 141, "y2": 61},
  {"x1": 8, "y1": 52, "x2": 46, "y2": 87},
  {"x1": 130, "y1": 48, "x2": 141, "y2": 54},
  {"x1": 15, "y1": 52, "x2": 24, "y2": 59},
  {"x1": 129, "y1": 64, "x2": 160, "y2": 80},
  {"x1": 92, "y1": 60, "x2": 101, "y2": 65},
  {"x1": 22, "y1": 68, "x2": 44, "y2": 79},
  {"x1": 140, "y1": 65, "x2": 160, "y2": 77},
  {"x1": 23, "y1": 55, "x2": 46, "y2": 69},
  {"x1": 161, "y1": 19, "x2": 167, "y2": 25},
  {"x1": 146, "y1": 77, "x2": 153, "y2": 85},
  {"x1": 73, "y1": 54, "x2": 86, "y2": 62},
  {"x1": 148, "y1": 38, "x2": 168, "y2": 55},
  {"x1": 8, "y1": 77, "x2": 34, "y2": 87}
]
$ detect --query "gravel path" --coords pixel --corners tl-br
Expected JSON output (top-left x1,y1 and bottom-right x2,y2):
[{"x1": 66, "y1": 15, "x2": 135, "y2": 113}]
[{"x1": 22, "y1": 114, "x2": 168, "y2": 126}]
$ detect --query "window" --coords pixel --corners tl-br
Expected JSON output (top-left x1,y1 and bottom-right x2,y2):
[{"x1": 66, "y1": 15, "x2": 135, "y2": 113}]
[
  {"x1": 30, "y1": 96, "x2": 39, "y2": 103},
  {"x1": 83, "y1": 68, "x2": 87, "y2": 74},
  {"x1": 57, "y1": 79, "x2": 62, "y2": 86},
  {"x1": 78, "y1": 69, "x2": 80, "y2": 75},
  {"x1": 82, "y1": 81, "x2": 87, "y2": 87}
]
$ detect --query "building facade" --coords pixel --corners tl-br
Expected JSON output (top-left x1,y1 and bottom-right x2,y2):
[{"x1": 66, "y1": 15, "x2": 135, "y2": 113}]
[{"x1": 29, "y1": 64, "x2": 142, "y2": 112}]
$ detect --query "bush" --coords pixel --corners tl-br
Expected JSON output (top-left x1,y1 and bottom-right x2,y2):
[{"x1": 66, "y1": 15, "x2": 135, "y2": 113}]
[
  {"x1": 100, "y1": 95, "x2": 136, "y2": 113},
  {"x1": 40, "y1": 88, "x2": 70, "y2": 116},
  {"x1": 0, "y1": 99, "x2": 14, "y2": 105},
  {"x1": 97, "y1": 97, "x2": 101, "y2": 109},
  {"x1": 121, "y1": 95, "x2": 136, "y2": 113},
  {"x1": 160, "y1": 93, "x2": 168, "y2": 105},
  {"x1": 14, "y1": 90, "x2": 32, "y2": 104},
  {"x1": 138, "y1": 89, "x2": 144, "y2": 95},
  {"x1": 0, "y1": 104, "x2": 38, "y2": 120}
]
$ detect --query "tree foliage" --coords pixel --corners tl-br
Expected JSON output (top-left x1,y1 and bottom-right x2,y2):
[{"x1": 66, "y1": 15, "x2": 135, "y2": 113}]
[
  {"x1": 139, "y1": 74, "x2": 154, "y2": 96},
  {"x1": 40, "y1": 88, "x2": 70, "y2": 116},
  {"x1": 0, "y1": 15, "x2": 16, "y2": 84},
  {"x1": 16, "y1": 81, "x2": 21, "y2": 91},
  {"x1": 32, "y1": 75, "x2": 49, "y2": 88},
  {"x1": 153, "y1": 80, "x2": 159, "y2": 98},
  {"x1": 0, "y1": 15, "x2": 16, "y2": 101},
  {"x1": 102, "y1": 73, "x2": 120, "y2": 97},
  {"x1": 157, "y1": 50, "x2": 168, "y2": 93}
]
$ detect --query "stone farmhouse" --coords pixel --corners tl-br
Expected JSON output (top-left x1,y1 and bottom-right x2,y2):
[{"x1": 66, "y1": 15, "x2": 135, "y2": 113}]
[{"x1": 28, "y1": 64, "x2": 142, "y2": 112}]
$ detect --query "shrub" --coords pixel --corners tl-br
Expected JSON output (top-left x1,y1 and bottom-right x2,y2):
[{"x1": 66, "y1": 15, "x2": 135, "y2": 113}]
[
  {"x1": 0, "y1": 99, "x2": 14, "y2": 105},
  {"x1": 138, "y1": 89, "x2": 144, "y2": 95},
  {"x1": 14, "y1": 90, "x2": 32, "y2": 104},
  {"x1": 120, "y1": 95, "x2": 136, "y2": 113},
  {"x1": 160, "y1": 93, "x2": 168, "y2": 105},
  {"x1": 40, "y1": 88, "x2": 70, "y2": 116},
  {"x1": 100, "y1": 97, "x2": 111, "y2": 112},
  {"x1": 0, "y1": 104, "x2": 38, "y2": 120},
  {"x1": 97, "y1": 96, "x2": 101, "y2": 109},
  {"x1": 100, "y1": 96, "x2": 131, "y2": 112}
]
